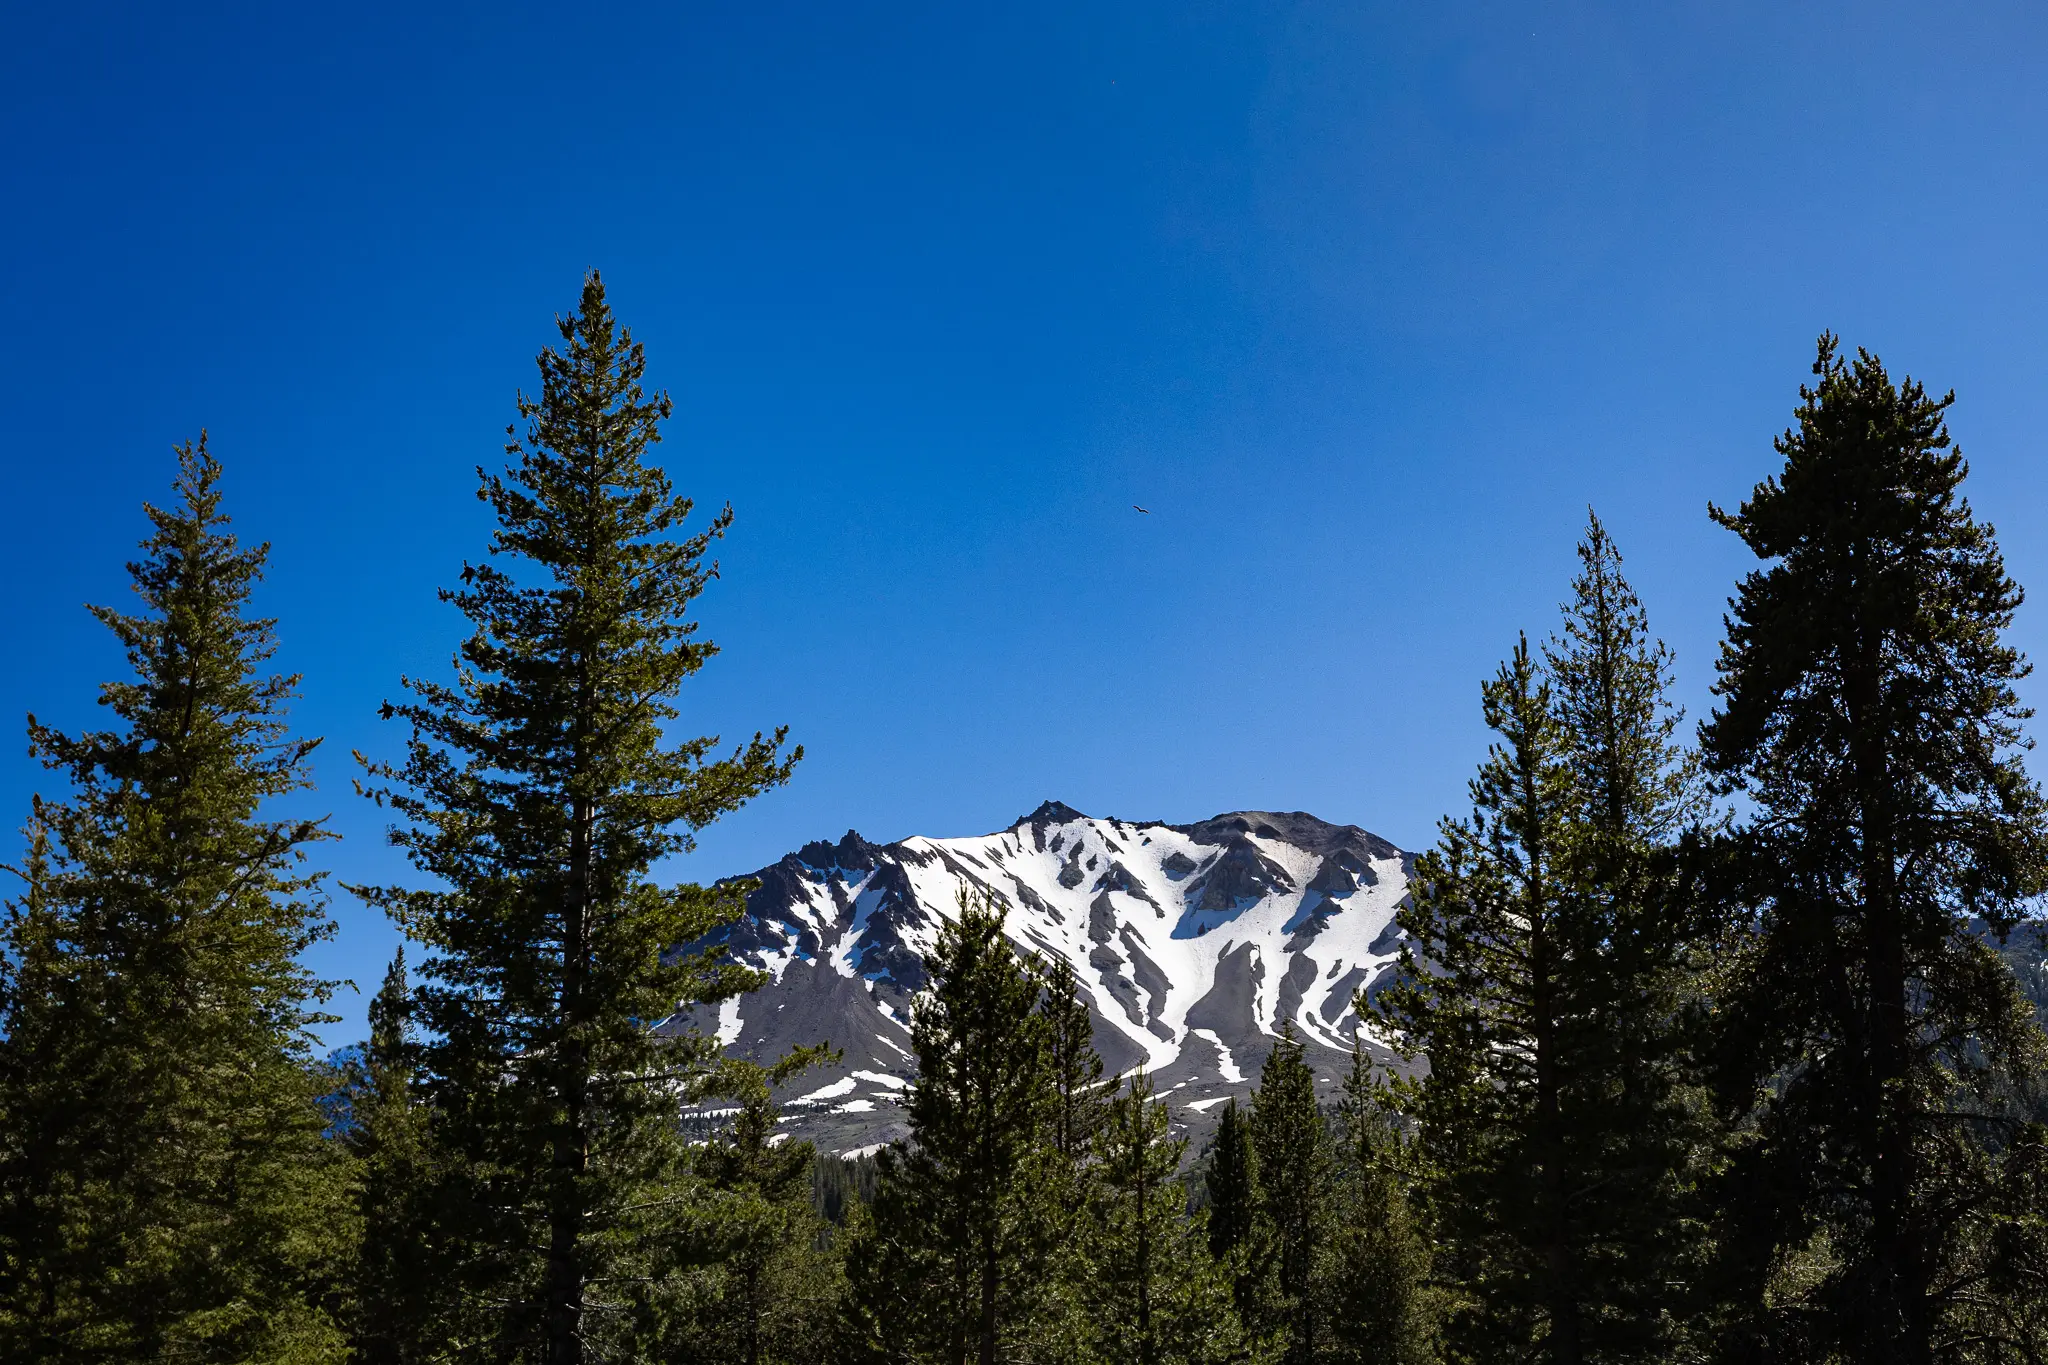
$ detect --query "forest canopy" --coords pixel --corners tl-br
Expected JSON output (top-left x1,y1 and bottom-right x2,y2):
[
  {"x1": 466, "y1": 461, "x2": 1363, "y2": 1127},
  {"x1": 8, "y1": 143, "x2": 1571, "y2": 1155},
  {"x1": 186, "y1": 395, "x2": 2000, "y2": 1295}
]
[{"x1": 3, "y1": 286, "x2": 2045, "y2": 1365}]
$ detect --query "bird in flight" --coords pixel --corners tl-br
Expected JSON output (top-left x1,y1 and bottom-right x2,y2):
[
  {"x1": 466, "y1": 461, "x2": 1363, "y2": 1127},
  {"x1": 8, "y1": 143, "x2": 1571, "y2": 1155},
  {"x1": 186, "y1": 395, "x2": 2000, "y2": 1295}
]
[{"x1": 1133, "y1": 504, "x2": 1151, "y2": 514}]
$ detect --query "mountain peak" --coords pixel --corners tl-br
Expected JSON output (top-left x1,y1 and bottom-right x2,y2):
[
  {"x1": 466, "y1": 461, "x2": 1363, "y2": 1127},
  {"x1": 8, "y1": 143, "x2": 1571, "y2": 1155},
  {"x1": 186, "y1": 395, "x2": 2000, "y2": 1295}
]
[
  {"x1": 685, "y1": 804, "x2": 1419, "y2": 1154},
  {"x1": 1015, "y1": 799, "x2": 1088, "y2": 828}
]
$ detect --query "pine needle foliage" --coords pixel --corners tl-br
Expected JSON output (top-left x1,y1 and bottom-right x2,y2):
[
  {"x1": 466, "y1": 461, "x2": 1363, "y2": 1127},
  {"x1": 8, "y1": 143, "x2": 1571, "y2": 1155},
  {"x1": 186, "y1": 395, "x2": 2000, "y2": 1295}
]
[
  {"x1": 1375, "y1": 512, "x2": 1714, "y2": 1365},
  {"x1": 1041, "y1": 953, "x2": 1114, "y2": 1166},
  {"x1": 1373, "y1": 636, "x2": 1586, "y2": 1363},
  {"x1": 1699, "y1": 336, "x2": 2048, "y2": 1365},
  {"x1": 355, "y1": 273, "x2": 799, "y2": 1364},
  {"x1": 1205, "y1": 1098, "x2": 1277, "y2": 1332},
  {"x1": 843, "y1": 889, "x2": 1055, "y2": 1365},
  {"x1": 674, "y1": 1057, "x2": 845, "y2": 1365},
  {"x1": 0, "y1": 437, "x2": 351, "y2": 1363},
  {"x1": 1251, "y1": 1024, "x2": 1334, "y2": 1365},
  {"x1": 338, "y1": 949, "x2": 438, "y2": 1365},
  {"x1": 1321, "y1": 1045, "x2": 1441, "y2": 1365},
  {"x1": 1077, "y1": 1069, "x2": 1250, "y2": 1365}
]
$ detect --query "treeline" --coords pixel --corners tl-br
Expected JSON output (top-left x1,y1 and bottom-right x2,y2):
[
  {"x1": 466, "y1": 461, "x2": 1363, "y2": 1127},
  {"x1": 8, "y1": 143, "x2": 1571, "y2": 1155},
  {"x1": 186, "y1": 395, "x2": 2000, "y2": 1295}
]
[{"x1": 0, "y1": 274, "x2": 2044, "y2": 1365}]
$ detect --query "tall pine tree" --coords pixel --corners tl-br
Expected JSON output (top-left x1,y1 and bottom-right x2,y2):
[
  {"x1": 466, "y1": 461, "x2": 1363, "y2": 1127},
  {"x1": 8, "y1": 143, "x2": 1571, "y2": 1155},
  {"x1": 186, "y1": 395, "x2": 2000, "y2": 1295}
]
[
  {"x1": 1040, "y1": 953, "x2": 1113, "y2": 1166},
  {"x1": 1539, "y1": 512, "x2": 1718, "y2": 1358},
  {"x1": 1372, "y1": 635, "x2": 1596, "y2": 1364},
  {"x1": 675, "y1": 1057, "x2": 845, "y2": 1365},
  {"x1": 1205, "y1": 1098, "x2": 1277, "y2": 1335},
  {"x1": 1321, "y1": 1044, "x2": 1440, "y2": 1365},
  {"x1": 0, "y1": 437, "x2": 352, "y2": 1362},
  {"x1": 358, "y1": 274, "x2": 798, "y2": 1364},
  {"x1": 842, "y1": 889, "x2": 1054, "y2": 1365},
  {"x1": 1076, "y1": 1068, "x2": 1249, "y2": 1365},
  {"x1": 1375, "y1": 512, "x2": 1714, "y2": 1364},
  {"x1": 340, "y1": 949, "x2": 438, "y2": 1365},
  {"x1": 1699, "y1": 337, "x2": 2048, "y2": 1364},
  {"x1": 1251, "y1": 1024, "x2": 1334, "y2": 1365}
]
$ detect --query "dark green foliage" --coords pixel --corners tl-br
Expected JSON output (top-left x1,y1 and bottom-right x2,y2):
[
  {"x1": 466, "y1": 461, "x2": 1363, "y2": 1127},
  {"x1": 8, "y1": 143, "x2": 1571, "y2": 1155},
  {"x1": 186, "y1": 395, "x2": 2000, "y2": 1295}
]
[
  {"x1": 673, "y1": 1057, "x2": 844, "y2": 1365},
  {"x1": 813, "y1": 1152, "x2": 881, "y2": 1227},
  {"x1": 1077, "y1": 1069, "x2": 1249, "y2": 1365},
  {"x1": 1699, "y1": 337, "x2": 2048, "y2": 1364},
  {"x1": 356, "y1": 274, "x2": 798, "y2": 1364},
  {"x1": 1205, "y1": 1097, "x2": 1277, "y2": 1330},
  {"x1": 1538, "y1": 514, "x2": 1718, "y2": 1356},
  {"x1": 1372, "y1": 636, "x2": 1583, "y2": 1363},
  {"x1": 843, "y1": 889, "x2": 1055, "y2": 1365},
  {"x1": 1320, "y1": 1047, "x2": 1440, "y2": 1365},
  {"x1": 339, "y1": 950, "x2": 438, "y2": 1364},
  {"x1": 1956, "y1": 1122, "x2": 2048, "y2": 1356},
  {"x1": 1252, "y1": 1024, "x2": 1334, "y2": 1365},
  {"x1": 1041, "y1": 953, "x2": 1114, "y2": 1165},
  {"x1": 0, "y1": 438, "x2": 352, "y2": 1362},
  {"x1": 1205, "y1": 1099, "x2": 1260, "y2": 1260},
  {"x1": 1374, "y1": 513, "x2": 1714, "y2": 1364}
]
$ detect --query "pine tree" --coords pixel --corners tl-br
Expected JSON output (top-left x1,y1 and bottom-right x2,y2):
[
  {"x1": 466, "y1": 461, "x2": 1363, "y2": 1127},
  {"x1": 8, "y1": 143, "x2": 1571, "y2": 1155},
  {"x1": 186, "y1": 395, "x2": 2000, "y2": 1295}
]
[
  {"x1": 676, "y1": 1057, "x2": 844, "y2": 1365},
  {"x1": 1320, "y1": 1045, "x2": 1439, "y2": 1365},
  {"x1": 1699, "y1": 337, "x2": 2048, "y2": 1364},
  {"x1": 1961, "y1": 1121, "x2": 2048, "y2": 1358},
  {"x1": 1206, "y1": 1098, "x2": 1259, "y2": 1264},
  {"x1": 0, "y1": 437, "x2": 353, "y2": 1362},
  {"x1": 1371, "y1": 636, "x2": 1591, "y2": 1363},
  {"x1": 1032, "y1": 948, "x2": 1116, "y2": 1364},
  {"x1": 1205, "y1": 1097, "x2": 1277, "y2": 1333},
  {"x1": 1538, "y1": 512, "x2": 1718, "y2": 1358},
  {"x1": 1040, "y1": 953, "x2": 1113, "y2": 1165},
  {"x1": 844, "y1": 889, "x2": 1053, "y2": 1365},
  {"x1": 1373, "y1": 512, "x2": 1716, "y2": 1364},
  {"x1": 357, "y1": 274, "x2": 799, "y2": 1364},
  {"x1": 1251, "y1": 1024, "x2": 1333, "y2": 1365},
  {"x1": 342, "y1": 949, "x2": 438, "y2": 1364},
  {"x1": 1077, "y1": 1068, "x2": 1249, "y2": 1365}
]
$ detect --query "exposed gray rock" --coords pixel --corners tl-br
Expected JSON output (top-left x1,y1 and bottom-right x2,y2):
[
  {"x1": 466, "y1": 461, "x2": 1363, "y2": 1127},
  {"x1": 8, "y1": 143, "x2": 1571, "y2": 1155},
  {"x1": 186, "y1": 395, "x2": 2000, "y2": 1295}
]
[{"x1": 682, "y1": 804, "x2": 1416, "y2": 1152}]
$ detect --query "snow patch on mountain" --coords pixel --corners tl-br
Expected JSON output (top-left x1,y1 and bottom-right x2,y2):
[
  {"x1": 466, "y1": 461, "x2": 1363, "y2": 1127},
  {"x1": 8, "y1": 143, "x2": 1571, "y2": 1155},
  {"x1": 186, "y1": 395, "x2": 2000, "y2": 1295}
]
[{"x1": 669, "y1": 803, "x2": 1417, "y2": 1153}]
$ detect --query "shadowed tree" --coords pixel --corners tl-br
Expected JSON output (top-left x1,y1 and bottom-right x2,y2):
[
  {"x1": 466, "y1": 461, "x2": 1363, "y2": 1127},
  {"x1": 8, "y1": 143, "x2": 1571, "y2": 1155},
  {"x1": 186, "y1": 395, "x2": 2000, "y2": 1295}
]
[
  {"x1": 357, "y1": 274, "x2": 798, "y2": 1364},
  {"x1": 841, "y1": 889, "x2": 1055, "y2": 1365},
  {"x1": 1700, "y1": 337, "x2": 2048, "y2": 1365}
]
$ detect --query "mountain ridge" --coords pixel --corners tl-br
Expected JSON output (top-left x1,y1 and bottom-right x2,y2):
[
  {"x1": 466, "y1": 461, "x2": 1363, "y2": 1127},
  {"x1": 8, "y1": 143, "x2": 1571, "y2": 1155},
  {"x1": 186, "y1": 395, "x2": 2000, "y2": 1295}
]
[{"x1": 672, "y1": 802, "x2": 1418, "y2": 1153}]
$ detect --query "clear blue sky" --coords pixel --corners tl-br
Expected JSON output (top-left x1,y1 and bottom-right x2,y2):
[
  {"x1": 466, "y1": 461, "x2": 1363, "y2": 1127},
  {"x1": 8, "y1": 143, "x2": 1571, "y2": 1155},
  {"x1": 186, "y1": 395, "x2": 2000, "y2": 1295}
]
[{"x1": 7, "y1": 2, "x2": 2048, "y2": 1045}]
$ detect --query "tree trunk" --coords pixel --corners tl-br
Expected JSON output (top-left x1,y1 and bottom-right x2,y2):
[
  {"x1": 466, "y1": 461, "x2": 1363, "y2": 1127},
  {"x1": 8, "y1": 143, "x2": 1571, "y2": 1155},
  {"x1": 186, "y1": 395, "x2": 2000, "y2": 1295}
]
[
  {"x1": 979, "y1": 1221, "x2": 999, "y2": 1365},
  {"x1": 546, "y1": 793, "x2": 594, "y2": 1365},
  {"x1": 1525, "y1": 745, "x2": 1583, "y2": 1365},
  {"x1": 1138, "y1": 1156, "x2": 1152, "y2": 1365},
  {"x1": 1848, "y1": 638, "x2": 1925, "y2": 1365}
]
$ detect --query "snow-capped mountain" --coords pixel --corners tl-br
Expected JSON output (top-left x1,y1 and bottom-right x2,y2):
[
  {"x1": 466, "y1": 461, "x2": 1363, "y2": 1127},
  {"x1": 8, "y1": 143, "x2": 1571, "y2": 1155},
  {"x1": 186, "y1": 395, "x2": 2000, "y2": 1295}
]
[{"x1": 676, "y1": 802, "x2": 1417, "y2": 1155}]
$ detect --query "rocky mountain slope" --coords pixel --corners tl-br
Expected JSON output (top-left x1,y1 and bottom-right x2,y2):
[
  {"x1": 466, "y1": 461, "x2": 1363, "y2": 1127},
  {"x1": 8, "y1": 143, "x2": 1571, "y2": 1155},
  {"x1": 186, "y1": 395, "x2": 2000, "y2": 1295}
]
[{"x1": 673, "y1": 802, "x2": 1416, "y2": 1154}]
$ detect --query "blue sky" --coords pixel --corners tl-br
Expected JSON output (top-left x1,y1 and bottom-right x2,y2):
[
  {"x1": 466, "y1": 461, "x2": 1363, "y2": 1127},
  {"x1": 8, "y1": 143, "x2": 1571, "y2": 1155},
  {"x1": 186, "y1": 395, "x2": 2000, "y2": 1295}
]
[{"x1": 7, "y1": 1, "x2": 2048, "y2": 1044}]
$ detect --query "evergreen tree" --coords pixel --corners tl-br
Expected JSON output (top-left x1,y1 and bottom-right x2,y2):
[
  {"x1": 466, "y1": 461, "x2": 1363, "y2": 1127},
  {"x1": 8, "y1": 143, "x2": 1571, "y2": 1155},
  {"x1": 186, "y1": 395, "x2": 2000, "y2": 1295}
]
[
  {"x1": 1371, "y1": 636, "x2": 1592, "y2": 1363},
  {"x1": 1699, "y1": 337, "x2": 2048, "y2": 1364},
  {"x1": 1374, "y1": 513, "x2": 1714, "y2": 1364},
  {"x1": 342, "y1": 949, "x2": 438, "y2": 1364},
  {"x1": 1040, "y1": 953, "x2": 1113, "y2": 1165},
  {"x1": 843, "y1": 889, "x2": 1053, "y2": 1365},
  {"x1": 1206, "y1": 1098, "x2": 1260, "y2": 1264},
  {"x1": 1205, "y1": 1097, "x2": 1277, "y2": 1332},
  {"x1": 1539, "y1": 512, "x2": 1718, "y2": 1358},
  {"x1": 1321, "y1": 1045, "x2": 1439, "y2": 1365},
  {"x1": 1960, "y1": 1121, "x2": 2048, "y2": 1359},
  {"x1": 1077, "y1": 1069, "x2": 1249, "y2": 1365},
  {"x1": 0, "y1": 437, "x2": 353, "y2": 1362},
  {"x1": 1251, "y1": 1024, "x2": 1333, "y2": 1365},
  {"x1": 357, "y1": 274, "x2": 798, "y2": 1364},
  {"x1": 1032, "y1": 948, "x2": 1116, "y2": 1364},
  {"x1": 811, "y1": 1151, "x2": 881, "y2": 1228},
  {"x1": 675, "y1": 1057, "x2": 844, "y2": 1365}
]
